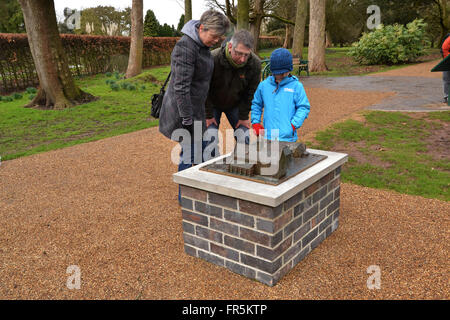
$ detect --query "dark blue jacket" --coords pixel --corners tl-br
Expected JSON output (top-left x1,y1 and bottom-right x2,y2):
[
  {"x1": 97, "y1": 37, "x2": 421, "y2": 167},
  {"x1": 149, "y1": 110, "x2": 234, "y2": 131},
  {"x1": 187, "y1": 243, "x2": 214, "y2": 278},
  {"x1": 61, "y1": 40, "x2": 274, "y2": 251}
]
[{"x1": 159, "y1": 20, "x2": 214, "y2": 141}]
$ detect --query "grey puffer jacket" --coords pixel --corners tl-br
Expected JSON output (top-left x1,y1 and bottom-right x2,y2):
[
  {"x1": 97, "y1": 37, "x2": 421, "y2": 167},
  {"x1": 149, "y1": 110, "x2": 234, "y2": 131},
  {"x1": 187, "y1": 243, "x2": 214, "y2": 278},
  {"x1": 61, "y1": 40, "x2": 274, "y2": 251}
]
[{"x1": 158, "y1": 20, "x2": 214, "y2": 141}]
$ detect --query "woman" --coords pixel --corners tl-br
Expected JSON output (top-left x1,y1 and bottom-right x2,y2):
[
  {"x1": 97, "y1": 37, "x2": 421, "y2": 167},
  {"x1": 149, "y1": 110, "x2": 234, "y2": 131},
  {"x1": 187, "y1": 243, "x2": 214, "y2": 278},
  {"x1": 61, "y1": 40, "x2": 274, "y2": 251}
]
[{"x1": 158, "y1": 10, "x2": 230, "y2": 201}]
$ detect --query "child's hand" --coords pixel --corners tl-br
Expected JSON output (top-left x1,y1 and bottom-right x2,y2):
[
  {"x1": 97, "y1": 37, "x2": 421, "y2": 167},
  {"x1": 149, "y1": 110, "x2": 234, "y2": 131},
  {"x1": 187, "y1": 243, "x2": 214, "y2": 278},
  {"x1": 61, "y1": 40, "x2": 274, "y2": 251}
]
[{"x1": 252, "y1": 123, "x2": 264, "y2": 136}]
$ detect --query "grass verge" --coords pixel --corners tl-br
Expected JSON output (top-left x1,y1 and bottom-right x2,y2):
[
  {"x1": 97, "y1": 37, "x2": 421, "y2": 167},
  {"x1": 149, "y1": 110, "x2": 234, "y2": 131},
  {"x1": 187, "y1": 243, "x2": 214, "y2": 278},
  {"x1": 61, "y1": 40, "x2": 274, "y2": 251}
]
[
  {"x1": 0, "y1": 66, "x2": 171, "y2": 161},
  {"x1": 307, "y1": 111, "x2": 450, "y2": 201}
]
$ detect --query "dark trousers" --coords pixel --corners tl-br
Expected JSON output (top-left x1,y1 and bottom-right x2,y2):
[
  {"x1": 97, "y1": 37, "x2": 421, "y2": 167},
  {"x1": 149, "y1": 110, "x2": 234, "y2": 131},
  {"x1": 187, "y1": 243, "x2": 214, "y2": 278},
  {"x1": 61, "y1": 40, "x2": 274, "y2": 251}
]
[{"x1": 444, "y1": 71, "x2": 450, "y2": 98}]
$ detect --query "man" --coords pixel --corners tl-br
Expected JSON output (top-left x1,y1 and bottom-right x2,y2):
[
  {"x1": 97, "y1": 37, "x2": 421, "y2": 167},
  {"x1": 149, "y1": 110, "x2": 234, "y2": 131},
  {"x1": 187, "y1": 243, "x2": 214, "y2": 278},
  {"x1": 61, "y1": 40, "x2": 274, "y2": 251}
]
[
  {"x1": 205, "y1": 29, "x2": 261, "y2": 155},
  {"x1": 441, "y1": 34, "x2": 450, "y2": 103}
]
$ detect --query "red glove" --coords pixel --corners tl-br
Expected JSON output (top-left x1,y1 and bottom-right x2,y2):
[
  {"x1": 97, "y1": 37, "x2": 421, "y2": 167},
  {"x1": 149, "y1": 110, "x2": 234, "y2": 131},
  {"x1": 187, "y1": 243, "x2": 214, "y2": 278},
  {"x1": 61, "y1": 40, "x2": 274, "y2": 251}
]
[
  {"x1": 252, "y1": 123, "x2": 264, "y2": 136},
  {"x1": 292, "y1": 123, "x2": 296, "y2": 132}
]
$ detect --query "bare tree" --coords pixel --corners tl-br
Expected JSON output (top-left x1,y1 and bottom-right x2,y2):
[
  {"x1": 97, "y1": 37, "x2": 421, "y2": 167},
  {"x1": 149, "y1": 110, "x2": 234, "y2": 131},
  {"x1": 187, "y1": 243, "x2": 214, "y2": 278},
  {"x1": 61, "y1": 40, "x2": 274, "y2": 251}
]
[
  {"x1": 126, "y1": 0, "x2": 143, "y2": 78},
  {"x1": 250, "y1": 0, "x2": 264, "y2": 51},
  {"x1": 18, "y1": 0, "x2": 95, "y2": 109},
  {"x1": 185, "y1": 0, "x2": 192, "y2": 22},
  {"x1": 292, "y1": 0, "x2": 307, "y2": 58},
  {"x1": 237, "y1": 0, "x2": 250, "y2": 30},
  {"x1": 207, "y1": 0, "x2": 295, "y2": 52},
  {"x1": 308, "y1": 0, "x2": 327, "y2": 72}
]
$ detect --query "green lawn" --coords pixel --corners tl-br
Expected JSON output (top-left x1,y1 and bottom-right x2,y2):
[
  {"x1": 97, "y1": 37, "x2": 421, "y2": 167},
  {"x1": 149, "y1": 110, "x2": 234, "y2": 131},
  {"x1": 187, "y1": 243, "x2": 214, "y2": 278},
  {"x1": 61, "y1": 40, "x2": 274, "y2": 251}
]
[
  {"x1": 0, "y1": 67, "x2": 170, "y2": 161},
  {"x1": 308, "y1": 111, "x2": 450, "y2": 201}
]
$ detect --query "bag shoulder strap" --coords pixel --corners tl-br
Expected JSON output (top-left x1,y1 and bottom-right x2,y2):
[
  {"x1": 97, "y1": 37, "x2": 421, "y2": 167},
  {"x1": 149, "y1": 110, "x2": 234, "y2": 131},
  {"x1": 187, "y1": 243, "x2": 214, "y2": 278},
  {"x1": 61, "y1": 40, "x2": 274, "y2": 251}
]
[{"x1": 161, "y1": 71, "x2": 171, "y2": 91}]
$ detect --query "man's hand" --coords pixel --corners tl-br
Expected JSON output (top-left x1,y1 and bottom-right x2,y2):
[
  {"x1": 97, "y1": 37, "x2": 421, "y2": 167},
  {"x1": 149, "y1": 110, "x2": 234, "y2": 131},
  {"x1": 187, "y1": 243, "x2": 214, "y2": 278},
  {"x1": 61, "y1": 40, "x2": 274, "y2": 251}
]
[
  {"x1": 236, "y1": 119, "x2": 251, "y2": 129},
  {"x1": 206, "y1": 118, "x2": 218, "y2": 128}
]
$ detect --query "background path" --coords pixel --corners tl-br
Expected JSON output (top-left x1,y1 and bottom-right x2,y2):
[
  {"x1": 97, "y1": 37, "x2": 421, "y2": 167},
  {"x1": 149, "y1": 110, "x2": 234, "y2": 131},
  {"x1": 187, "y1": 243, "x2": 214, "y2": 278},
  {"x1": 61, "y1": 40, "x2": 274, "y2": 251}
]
[{"x1": 301, "y1": 59, "x2": 450, "y2": 112}]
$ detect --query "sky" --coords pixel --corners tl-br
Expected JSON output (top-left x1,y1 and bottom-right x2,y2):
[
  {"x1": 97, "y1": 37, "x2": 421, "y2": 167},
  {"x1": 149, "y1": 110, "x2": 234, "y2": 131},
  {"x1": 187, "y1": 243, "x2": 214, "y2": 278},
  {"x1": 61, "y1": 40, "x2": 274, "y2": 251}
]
[{"x1": 54, "y1": 0, "x2": 212, "y2": 27}]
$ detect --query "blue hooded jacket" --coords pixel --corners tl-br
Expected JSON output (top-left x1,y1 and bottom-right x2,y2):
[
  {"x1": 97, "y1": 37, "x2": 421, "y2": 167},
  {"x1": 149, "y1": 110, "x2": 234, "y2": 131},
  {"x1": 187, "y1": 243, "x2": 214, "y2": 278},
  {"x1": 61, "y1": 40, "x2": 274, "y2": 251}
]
[{"x1": 251, "y1": 75, "x2": 310, "y2": 142}]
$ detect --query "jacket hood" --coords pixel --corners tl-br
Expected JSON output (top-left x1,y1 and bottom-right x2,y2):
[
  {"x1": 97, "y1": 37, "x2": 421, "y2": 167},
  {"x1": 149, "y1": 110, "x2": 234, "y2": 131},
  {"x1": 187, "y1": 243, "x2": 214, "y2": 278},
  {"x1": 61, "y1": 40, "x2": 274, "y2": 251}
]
[{"x1": 181, "y1": 20, "x2": 206, "y2": 47}]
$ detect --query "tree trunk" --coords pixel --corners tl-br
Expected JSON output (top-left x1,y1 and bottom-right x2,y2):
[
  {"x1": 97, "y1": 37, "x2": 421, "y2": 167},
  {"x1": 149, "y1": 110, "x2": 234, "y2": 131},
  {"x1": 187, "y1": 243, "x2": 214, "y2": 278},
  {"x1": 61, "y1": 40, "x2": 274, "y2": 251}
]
[
  {"x1": 292, "y1": 0, "x2": 307, "y2": 59},
  {"x1": 437, "y1": 0, "x2": 450, "y2": 46},
  {"x1": 283, "y1": 24, "x2": 293, "y2": 49},
  {"x1": 126, "y1": 0, "x2": 143, "y2": 79},
  {"x1": 18, "y1": 0, "x2": 95, "y2": 109},
  {"x1": 185, "y1": 0, "x2": 192, "y2": 23},
  {"x1": 308, "y1": 0, "x2": 327, "y2": 72},
  {"x1": 250, "y1": 0, "x2": 264, "y2": 53},
  {"x1": 325, "y1": 29, "x2": 333, "y2": 48},
  {"x1": 237, "y1": 0, "x2": 249, "y2": 30}
]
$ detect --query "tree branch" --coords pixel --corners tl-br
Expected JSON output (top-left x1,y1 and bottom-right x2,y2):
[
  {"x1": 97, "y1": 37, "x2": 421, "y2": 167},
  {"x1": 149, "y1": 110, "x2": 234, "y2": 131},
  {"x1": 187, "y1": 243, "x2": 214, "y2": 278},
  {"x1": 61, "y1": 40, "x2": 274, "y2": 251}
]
[
  {"x1": 262, "y1": 13, "x2": 294, "y2": 25},
  {"x1": 225, "y1": 0, "x2": 237, "y2": 24}
]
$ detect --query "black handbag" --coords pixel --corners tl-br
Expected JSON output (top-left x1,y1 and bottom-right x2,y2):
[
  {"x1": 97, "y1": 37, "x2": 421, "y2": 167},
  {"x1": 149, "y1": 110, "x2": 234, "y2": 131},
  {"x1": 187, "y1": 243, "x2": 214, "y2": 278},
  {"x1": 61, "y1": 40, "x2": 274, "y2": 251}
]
[{"x1": 150, "y1": 71, "x2": 171, "y2": 118}]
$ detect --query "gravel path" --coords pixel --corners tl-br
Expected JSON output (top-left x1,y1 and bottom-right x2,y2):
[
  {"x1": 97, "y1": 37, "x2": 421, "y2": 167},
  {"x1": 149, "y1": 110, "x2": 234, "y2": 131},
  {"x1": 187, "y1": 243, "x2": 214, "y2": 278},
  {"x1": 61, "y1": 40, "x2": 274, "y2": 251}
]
[{"x1": 0, "y1": 63, "x2": 448, "y2": 300}]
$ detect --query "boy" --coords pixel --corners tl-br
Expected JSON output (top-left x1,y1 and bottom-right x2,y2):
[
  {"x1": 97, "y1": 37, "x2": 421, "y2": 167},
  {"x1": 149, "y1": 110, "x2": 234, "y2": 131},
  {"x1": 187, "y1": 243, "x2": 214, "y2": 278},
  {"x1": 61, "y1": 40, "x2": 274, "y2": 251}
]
[{"x1": 251, "y1": 48, "x2": 310, "y2": 142}]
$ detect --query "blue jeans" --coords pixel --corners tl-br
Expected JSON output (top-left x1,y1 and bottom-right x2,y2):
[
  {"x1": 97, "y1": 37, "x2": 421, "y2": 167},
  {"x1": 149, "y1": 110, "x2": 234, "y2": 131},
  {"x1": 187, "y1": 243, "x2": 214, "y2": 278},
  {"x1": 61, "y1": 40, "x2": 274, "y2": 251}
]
[{"x1": 204, "y1": 107, "x2": 250, "y2": 158}]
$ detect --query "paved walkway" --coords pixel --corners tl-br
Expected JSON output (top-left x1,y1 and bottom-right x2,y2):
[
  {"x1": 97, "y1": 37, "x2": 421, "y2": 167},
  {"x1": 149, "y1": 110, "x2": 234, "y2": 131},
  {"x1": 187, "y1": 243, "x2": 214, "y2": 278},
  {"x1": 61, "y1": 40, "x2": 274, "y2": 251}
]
[{"x1": 301, "y1": 60, "x2": 450, "y2": 112}]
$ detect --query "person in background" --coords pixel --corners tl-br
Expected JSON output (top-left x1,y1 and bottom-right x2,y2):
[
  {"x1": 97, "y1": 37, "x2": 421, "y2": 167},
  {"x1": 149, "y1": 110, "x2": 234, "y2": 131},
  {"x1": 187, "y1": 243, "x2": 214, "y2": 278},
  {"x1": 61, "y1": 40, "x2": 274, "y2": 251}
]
[
  {"x1": 441, "y1": 35, "x2": 450, "y2": 103},
  {"x1": 251, "y1": 48, "x2": 310, "y2": 142},
  {"x1": 158, "y1": 10, "x2": 230, "y2": 202}
]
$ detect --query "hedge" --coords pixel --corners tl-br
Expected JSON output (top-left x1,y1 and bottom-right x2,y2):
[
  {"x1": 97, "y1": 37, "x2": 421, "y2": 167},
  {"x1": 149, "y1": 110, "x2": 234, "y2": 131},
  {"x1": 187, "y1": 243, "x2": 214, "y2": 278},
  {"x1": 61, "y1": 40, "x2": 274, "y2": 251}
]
[{"x1": 0, "y1": 34, "x2": 281, "y2": 94}]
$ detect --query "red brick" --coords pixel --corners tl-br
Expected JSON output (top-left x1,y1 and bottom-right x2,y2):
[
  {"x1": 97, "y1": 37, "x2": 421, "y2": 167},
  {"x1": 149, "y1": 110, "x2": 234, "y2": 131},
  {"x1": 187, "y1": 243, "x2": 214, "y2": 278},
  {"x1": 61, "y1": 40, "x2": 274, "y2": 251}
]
[
  {"x1": 320, "y1": 171, "x2": 335, "y2": 186},
  {"x1": 240, "y1": 227, "x2": 271, "y2": 246},
  {"x1": 238, "y1": 200, "x2": 283, "y2": 219},
  {"x1": 182, "y1": 210, "x2": 208, "y2": 227},
  {"x1": 304, "y1": 180, "x2": 320, "y2": 198},
  {"x1": 180, "y1": 185, "x2": 207, "y2": 202}
]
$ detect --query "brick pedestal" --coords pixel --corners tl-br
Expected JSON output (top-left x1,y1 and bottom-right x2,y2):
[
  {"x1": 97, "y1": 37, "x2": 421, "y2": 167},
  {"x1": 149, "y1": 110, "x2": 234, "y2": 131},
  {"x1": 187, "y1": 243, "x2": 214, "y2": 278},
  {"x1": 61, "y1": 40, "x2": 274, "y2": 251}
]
[{"x1": 175, "y1": 149, "x2": 346, "y2": 286}]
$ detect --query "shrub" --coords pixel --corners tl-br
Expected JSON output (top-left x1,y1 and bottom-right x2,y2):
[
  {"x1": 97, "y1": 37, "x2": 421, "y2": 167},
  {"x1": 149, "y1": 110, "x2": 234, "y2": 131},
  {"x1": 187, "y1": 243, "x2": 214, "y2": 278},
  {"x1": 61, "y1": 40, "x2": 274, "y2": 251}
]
[
  {"x1": 105, "y1": 72, "x2": 112, "y2": 77},
  {"x1": 349, "y1": 19, "x2": 429, "y2": 65},
  {"x1": 0, "y1": 34, "x2": 178, "y2": 94},
  {"x1": 128, "y1": 84, "x2": 136, "y2": 91},
  {"x1": 26, "y1": 87, "x2": 37, "y2": 94},
  {"x1": 141, "y1": 85, "x2": 146, "y2": 90},
  {"x1": 121, "y1": 82, "x2": 130, "y2": 89},
  {"x1": 13, "y1": 93, "x2": 23, "y2": 99},
  {"x1": 110, "y1": 83, "x2": 120, "y2": 91},
  {"x1": 28, "y1": 94, "x2": 35, "y2": 100},
  {"x1": 4, "y1": 96, "x2": 14, "y2": 102},
  {"x1": 0, "y1": 96, "x2": 3, "y2": 102},
  {"x1": 106, "y1": 79, "x2": 111, "y2": 85}
]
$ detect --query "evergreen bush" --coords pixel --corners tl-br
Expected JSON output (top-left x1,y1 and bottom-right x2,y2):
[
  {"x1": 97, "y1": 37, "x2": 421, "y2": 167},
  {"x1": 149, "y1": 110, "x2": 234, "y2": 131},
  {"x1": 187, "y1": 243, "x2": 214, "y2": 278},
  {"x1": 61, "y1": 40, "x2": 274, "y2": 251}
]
[{"x1": 349, "y1": 19, "x2": 429, "y2": 65}]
